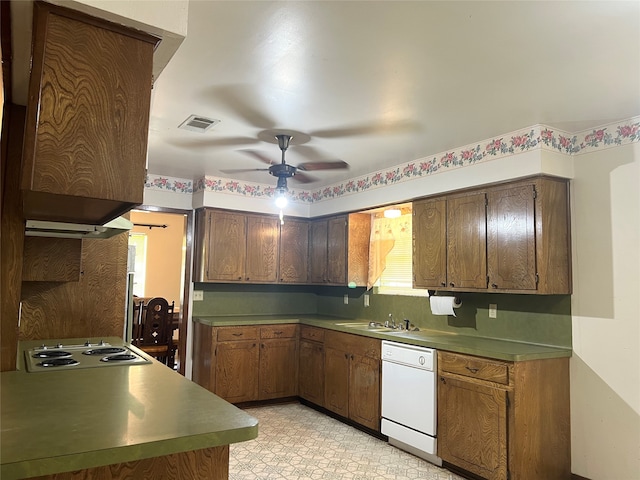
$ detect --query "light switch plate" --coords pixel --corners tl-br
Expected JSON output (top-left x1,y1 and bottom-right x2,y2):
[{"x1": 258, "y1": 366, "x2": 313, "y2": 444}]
[
  {"x1": 193, "y1": 290, "x2": 204, "y2": 301},
  {"x1": 343, "y1": 294, "x2": 349, "y2": 305},
  {"x1": 364, "y1": 294, "x2": 370, "y2": 307},
  {"x1": 489, "y1": 303, "x2": 497, "y2": 318}
]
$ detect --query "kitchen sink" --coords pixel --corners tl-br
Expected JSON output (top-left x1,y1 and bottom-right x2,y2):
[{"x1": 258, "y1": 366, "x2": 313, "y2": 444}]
[{"x1": 334, "y1": 322, "x2": 418, "y2": 333}]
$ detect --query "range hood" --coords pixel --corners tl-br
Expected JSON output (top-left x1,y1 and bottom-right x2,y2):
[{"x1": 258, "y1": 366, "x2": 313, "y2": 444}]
[{"x1": 25, "y1": 216, "x2": 133, "y2": 239}]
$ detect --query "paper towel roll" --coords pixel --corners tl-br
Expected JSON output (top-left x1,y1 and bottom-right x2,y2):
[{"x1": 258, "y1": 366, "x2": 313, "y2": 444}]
[{"x1": 430, "y1": 296, "x2": 461, "y2": 316}]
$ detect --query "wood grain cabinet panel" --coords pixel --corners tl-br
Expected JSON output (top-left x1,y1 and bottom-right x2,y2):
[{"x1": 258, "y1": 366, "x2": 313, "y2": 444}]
[
  {"x1": 413, "y1": 198, "x2": 447, "y2": 288},
  {"x1": 299, "y1": 326, "x2": 326, "y2": 406},
  {"x1": 22, "y1": 237, "x2": 82, "y2": 282},
  {"x1": 214, "y1": 341, "x2": 259, "y2": 403},
  {"x1": 246, "y1": 215, "x2": 279, "y2": 283},
  {"x1": 437, "y1": 351, "x2": 571, "y2": 480},
  {"x1": 279, "y1": 218, "x2": 309, "y2": 283},
  {"x1": 259, "y1": 336, "x2": 298, "y2": 400},
  {"x1": 308, "y1": 219, "x2": 329, "y2": 283},
  {"x1": 21, "y1": 2, "x2": 158, "y2": 224},
  {"x1": 324, "y1": 331, "x2": 381, "y2": 432},
  {"x1": 447, "y1": 191, "x2": 488, "y2": 289}
]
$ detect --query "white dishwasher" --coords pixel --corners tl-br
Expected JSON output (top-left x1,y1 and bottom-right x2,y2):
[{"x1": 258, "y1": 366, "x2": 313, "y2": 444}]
[{"x1": 381, "y1": 340, "x2": 441, "y2": 466}]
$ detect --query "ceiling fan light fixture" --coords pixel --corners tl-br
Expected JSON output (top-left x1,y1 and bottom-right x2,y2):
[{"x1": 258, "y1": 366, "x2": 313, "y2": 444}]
[{"x1": 274, "y1": 176, "x2": 289, "y2": 209}]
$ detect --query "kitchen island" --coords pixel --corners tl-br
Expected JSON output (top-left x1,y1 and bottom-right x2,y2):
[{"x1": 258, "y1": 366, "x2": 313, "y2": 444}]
[{"x1": 1, "y1": 338, "x2": 258, "y2": 480}]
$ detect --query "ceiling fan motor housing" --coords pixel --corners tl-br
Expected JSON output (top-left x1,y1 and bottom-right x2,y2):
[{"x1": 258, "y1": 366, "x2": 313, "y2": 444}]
[{"x1": 269, "y1": 163, "x2": 297, "y2": 178}]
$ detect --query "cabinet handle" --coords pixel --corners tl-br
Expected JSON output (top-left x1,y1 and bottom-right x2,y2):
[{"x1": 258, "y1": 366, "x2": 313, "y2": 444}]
[
  {"x1": 351, "y1": 354, "x2": 354, "y2": 360},
  {"x1": 344, "y1": 353, "x2": 348, "y2": 359},
  {"x1": 440, "y1": 377, "x2": 446, "y2": 384},
  {"x1": 449, "y1": 282, "x2": 455, "y2": 287},
  {"x1": 465, "y1": 366, "x2": 479, "y2": 374},
  {"x1": 274, "y1": 331, "x2": 283, "y2": 335},
  {"x1": 237, "y1": 276, "x2": 242, "y2": 280},
  {"x1": 440, "y1": 282, "x2": 446, "y2": 287},
  {"x1": 491, "y1": 283, "x2": 498, "y2": 289},
  {"x1": 232, "y1": 333, "x2": 243, "y2": 337}
]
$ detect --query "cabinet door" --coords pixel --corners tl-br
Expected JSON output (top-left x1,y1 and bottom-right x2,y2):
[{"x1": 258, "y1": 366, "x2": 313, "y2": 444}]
[
  {"x1": 438, "y1": 374, "x2": 508, "y2": 480},
  {"x1": 413, "y1": 198, "x2": 447, "y2": 288},
  {"x1": 22, "y1": 3, "x2": 156, "y2": 224},
  {"x1": 280, "y1": 219, "x2": 309, "y2": 283},
  {"x1": 309, "y1": 219, "x2": 328, "y2": 283},
  {"x1": 487, "y1": 185, "x2": 536, "y2": 291},
  {"x1": 205, "y1": 211, "x2": 246, "y2": 281},
  {"x1": 348, "y1": 353, "x2": 381, "y2": 431},
  {"x1": 447, "y1": 192, "x2": 487, "y2": 289},
  {"x1": 214, "y1": 341, "x2": 259, "y2": 403},
  {"x1": 246, "y1": 215, "x2": 279, "y2": 283},
  {"x1": 259, "y1": 338, "x2": 298, "y2": 400},
  {"x1": 327, "y1": 216, "x2": 348, "y2": 284},
  {"x1": 324, "y1": 346, "x2": 350, "y2": 418},
  {"x1": 299, "y1": 340, "x2": 325, "y2": 406}
]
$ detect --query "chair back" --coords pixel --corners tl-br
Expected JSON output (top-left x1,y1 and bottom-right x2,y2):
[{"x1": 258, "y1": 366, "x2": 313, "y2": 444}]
[{"x1": 137, "y1": 297, "x2": 174, "y2": 348}]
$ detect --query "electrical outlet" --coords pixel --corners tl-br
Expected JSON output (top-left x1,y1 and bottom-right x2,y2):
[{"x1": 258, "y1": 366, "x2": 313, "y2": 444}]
[
  {"x1": 193, "y1": 290, "x2": 204, "y2": 301},
  {"x1": 343, "y1": 294, "x2": 349, "y2": 305},
  {"x1": 364, "y1": 294, "x2": 370, "y2": 307},
  {"x1": 489, "y1": 303, "x2": 497, "y2": 318}
]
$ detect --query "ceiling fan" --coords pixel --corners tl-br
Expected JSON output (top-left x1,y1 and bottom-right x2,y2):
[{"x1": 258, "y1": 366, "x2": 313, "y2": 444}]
[{"x1": 222, "y1": 134, "x2": 349, "y2": 191}]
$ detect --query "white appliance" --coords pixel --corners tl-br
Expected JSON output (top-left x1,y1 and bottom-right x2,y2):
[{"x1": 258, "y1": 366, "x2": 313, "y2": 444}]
[{"x1": 381, "y1": 340, "x2": 441, "y2": 466}]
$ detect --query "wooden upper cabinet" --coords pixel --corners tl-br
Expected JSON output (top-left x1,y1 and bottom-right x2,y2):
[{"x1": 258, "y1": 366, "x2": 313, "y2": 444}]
[
  {"x1": 487, "y1": 184, "x2": 536, "y2": 291},
  {"x1": 309, "y1": 214, "x2": 370, "y2": 286},
  {"x1": 246, "y1": 214, "x2": 279, "y2": 283},
  {"x1": 447, "y1": 191, "x2": 488, "y2": 289},
  {"x1": 21, "y1": 2, "x2": 159, "y2": 225},
  {"x1": 195, "y1": 209, "x2": 280, "y2": 283},
  {"x1": 205, "y1": 210, "x2": 247, "y2": 282},
  {"x1": 413, "y1": 198, "x2": 447, "y2": 288},
  {"x1": 279, "y1": 218, "x2": 309, "y2": 283},
  {"x1": 308, "y1": 219, "x2": 329, "y2": 283},
  {"x1": 413, "y1": 176, "x2": 571, "y2": 294},
  {"x1": 327, "y1": 216, "x2": 348, "y2": 284}
]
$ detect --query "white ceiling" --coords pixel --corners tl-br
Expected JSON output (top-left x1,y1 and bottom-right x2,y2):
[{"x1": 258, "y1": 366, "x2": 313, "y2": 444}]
[{"x1": 20, "y1": 1, "x2": 640, "y2": 190}]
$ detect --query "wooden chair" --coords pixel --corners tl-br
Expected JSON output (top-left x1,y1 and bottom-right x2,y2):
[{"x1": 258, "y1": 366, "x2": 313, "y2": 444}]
[{"x1": 133, "y1": 297, "x2": 175, "y2": 368}]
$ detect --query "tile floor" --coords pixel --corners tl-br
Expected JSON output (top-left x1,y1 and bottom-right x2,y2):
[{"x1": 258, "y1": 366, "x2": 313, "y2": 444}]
[{"x1": 229, "y1": 402, "x2": 466, "y2": 480}]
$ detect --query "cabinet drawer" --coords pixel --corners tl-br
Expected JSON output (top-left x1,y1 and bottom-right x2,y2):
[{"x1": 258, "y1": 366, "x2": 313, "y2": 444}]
[
  {"x1": 260, "y1": 324, "x2": 298, "y2": 339},
  {"x1": 216, "y1": 326, "x2": 259, "y2": 342},
  {"x1": 300, "y1": 325, "x2": 325, "y2": 343},
  {"x1": 439, "y1": 351, "x2": 510, "y2": 385}
]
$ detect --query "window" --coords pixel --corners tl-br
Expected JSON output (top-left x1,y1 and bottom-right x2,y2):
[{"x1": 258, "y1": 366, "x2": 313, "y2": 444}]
[
  {"x1": 128, "y1": 233, "x2": 147, "y2": 297},
  {"x1": 368, "y1": 205, "x2": 429, "y2": 297}
]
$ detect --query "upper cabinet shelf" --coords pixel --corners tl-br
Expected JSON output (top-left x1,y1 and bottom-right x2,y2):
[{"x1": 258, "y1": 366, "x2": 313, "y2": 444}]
[
  {"x1": 21, "y1": 2, "x2": 159, "y2": 225},
  {"x1": 413, "y1": 176, "x2": 572, "y2": 295}
]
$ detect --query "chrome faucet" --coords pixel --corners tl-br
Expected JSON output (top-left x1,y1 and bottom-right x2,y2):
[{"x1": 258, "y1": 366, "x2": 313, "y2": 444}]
[{"x1": 387, "y1": 314, "x2": 396, "y2": 329}]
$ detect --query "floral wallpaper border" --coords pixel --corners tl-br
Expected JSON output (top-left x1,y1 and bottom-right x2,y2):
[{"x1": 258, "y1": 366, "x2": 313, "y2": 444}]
[{"x1": 146, "y1": 116, "x2": 640, "y2": 203}]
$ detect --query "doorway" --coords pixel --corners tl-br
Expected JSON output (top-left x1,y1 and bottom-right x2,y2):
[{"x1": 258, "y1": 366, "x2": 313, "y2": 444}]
[{"x1": 128, "y1": 207, "x2": 193, "y2": 376}]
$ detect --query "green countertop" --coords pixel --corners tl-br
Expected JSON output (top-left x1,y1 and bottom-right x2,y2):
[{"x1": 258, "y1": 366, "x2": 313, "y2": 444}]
[
  {"x1": 1, "y1": 338, "x2": 258, "y2": 480},
  {"x1": 193, "y1": 314, "x2": 572, "y2": 361}
]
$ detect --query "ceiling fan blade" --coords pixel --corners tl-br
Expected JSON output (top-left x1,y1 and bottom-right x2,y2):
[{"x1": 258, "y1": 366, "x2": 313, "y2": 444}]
[
  {"x1": 309, "y1": 120, "x2": 420, "y2": 138},
  {"x1": 290, "y1": 171, "x2": 315, "y2": 184},
  {"x1": 296, "y1": 160, "x2": 349, "y2": 171},
  {"x1": 207, "y1": 85, "x2": 277, "y2": 129},
  {"x1": 220, "y1": 168, "x2": 270, "y2": 174},
  {"x1": 239, "y1": 149, "x2": 275, "y2": 165}
]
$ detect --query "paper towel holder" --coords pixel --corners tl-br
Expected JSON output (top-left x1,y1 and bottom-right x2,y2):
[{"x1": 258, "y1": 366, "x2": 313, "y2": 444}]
[{"x1": 428, "y1": 290, "x2": 462, "y2": 307}]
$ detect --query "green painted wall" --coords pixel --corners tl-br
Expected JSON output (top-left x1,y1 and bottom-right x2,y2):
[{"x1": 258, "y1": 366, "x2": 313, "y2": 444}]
[{"x1": 193, "y1": 283, "x2": 571, "y2": 348}]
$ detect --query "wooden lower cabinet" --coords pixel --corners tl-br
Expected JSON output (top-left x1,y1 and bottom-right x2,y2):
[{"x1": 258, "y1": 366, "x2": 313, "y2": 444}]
[
  {"x1": 299, "y1": 326, "x2": 325, "y2": 406},
  {"x1": 323, "y1": 331, "x2": 381, "y2": 431},
  {"x1": 193, "y1": 324, "x2": 298, "y2": 403},
  {"x1": 437, "y1": 351, "x2": 570, "y2": 480}
]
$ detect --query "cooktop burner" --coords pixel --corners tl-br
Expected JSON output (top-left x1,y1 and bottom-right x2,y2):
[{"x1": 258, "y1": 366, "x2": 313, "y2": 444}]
[
  {"x1": 24, "y1": 340, "x2": 152, "y2": 372},
  {"x1": 83, "y1": 347, "x2": 126, "y2": 356},
  {"x1": 100, "y1": 354, "x2": 137, "y2": 362},
  {"x1": 38, "y1": 358, "x2": 79, "y2": 367},
  {"x1": 32, "y1": 350, "x2": 72, "y2": 358}
]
